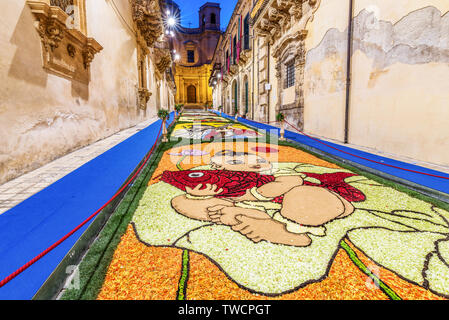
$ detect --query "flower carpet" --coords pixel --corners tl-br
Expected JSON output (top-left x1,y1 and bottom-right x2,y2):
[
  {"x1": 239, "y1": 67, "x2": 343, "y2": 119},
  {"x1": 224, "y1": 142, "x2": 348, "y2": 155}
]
[{"x1": 75, "y1": 112, "x2": 449, "y2": 300}]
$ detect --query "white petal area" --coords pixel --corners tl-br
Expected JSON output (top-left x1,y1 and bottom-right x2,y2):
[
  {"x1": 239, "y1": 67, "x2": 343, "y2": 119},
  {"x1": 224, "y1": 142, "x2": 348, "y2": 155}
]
[
  {"x1": 132, "y1": 182, "x2": 208, "y2": 246},
  {"x1": 426, "y1": 250, "x2": 449, "y2": 296},
  {"x1": 131, "y1": 161, "x2": 449, "y2": 295},
  {"x1": 348, "y1": 229, "x2": 445, "y2": 286},
  {"x1": 436, "y1": 238, "x2": 449, "y2": 267},
  {"x1": 175, "y1": 210, "x2": 412, "y2": 294}
]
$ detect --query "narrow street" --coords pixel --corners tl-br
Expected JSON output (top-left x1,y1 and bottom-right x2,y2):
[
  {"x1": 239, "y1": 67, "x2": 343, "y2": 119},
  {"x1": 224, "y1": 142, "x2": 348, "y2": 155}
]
[
  {"x1": 1, "y1": 0, "x2": 449, "y2": 306},
  {"x1": 56, "y1": 110, "x2": 448, "y2": 300}
]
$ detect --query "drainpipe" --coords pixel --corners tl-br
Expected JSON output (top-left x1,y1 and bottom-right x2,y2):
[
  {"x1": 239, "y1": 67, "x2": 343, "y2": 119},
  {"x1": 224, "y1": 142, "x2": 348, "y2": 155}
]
[
  {"x1": 252, "y1": 29, "x2": 255, "y2": 120},
  {"x1": 267, "y1": 41, "x2": 271, "y2": 124},
  {"x1": 344, "y1": 0, "x2": 354, "y2": 144}
]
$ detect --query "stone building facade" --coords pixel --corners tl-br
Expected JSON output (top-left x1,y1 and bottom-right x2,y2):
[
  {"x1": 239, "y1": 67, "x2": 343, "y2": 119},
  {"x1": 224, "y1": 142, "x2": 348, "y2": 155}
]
[
  {"x1": 0, "y1": 0, "x2": 176, "y2": 184},
  {"x1": 210, "y1": 0, "x2": 449, "y2": 167},
  {"x1": 167, "y1": 1, "x2": 221, "y2": 107}
]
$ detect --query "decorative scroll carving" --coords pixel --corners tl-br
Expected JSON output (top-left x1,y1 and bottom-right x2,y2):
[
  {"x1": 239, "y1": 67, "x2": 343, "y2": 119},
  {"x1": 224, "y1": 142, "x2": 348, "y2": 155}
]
[
  {"x1": 229, "y1": 64, "x2": 238, "y2": 75},
  {"x1": 82, "y1": 38, "x2": 102, "y2": 69},
  {"x1": 27, "y1": 1, "x2": 103, "y2": 84},
  {"x1": 154, "y1": 47, "x2": 172, "y2": 74},
  {"x1": 36, "y1": 15, "x2": 65, "y2": 52},
  {"x1": 131, "y1": 0, "x2": 163, "y2": 48},
  {"x1": 138, "y1": 87, "x2": 151, "y2": 110},
  {"x1": 50, "y1": 0, "x2": 74, "y2": 12},
  {"x1": 67, "y1": 43, "x2": 76, "y2": 57},
  {"x1": 254, "y1": 0, "x2": 319, "y2": 45},
  {"x1": 238, "y1": 49, "x2": 252, "y2": 65}
]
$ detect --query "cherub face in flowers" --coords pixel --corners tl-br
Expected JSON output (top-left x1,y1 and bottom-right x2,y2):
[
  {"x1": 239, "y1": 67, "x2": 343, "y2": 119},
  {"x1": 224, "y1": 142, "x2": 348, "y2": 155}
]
[{"x1": 210, "y1": 150, "x2": 272, "y2": 173}]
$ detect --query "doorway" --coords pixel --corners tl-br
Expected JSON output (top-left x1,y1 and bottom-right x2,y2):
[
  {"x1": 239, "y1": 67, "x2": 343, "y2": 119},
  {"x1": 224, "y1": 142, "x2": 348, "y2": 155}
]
[
  {"x1": 187, "y1": 85, "x2": 197, "y2": 103},
  {"x1": 232, "y1": 80, "x2": 238, "y2": 115}
]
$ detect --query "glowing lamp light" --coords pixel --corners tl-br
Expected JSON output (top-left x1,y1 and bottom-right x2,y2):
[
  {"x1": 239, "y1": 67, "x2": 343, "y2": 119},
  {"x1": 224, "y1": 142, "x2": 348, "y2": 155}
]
[
  {"x1": 174, "y1": 53, "x2": 181, "y2": 61},
  {"x1": 167, "y1": 17, "x2": 176, "y2": 27},
  {"x1": 217, "y1": 73, "x2": 222, "y2": 79}
]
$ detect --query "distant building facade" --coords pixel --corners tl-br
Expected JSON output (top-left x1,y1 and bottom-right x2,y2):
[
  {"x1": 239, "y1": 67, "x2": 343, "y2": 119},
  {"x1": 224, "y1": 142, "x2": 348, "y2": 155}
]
[
  {"x1": 166, "y1": 1, "x2": 222, "y2": 106},
  {"x1": 210, "y1": 0, "x2": 449, "y2": 167}
]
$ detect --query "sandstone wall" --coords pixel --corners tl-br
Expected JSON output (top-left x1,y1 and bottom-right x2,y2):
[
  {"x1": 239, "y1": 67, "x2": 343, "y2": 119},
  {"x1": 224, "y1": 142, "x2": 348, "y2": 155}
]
[{"x1": 0, "y1": 0, "x2": 162, "y2": 184}]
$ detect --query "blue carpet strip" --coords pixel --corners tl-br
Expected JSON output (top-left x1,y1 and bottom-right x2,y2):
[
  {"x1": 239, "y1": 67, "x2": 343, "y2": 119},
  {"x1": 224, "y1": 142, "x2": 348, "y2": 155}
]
[{"x1": 0, "y1": 113, "x2": 174, "y2": 300}]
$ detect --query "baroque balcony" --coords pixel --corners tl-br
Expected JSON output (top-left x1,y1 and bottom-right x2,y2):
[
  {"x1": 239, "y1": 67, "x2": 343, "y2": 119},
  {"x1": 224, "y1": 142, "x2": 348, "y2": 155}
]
[
  {"x1": 131, "y1": 0, "x2": 164, "y2": 48},
  {"x1": 26, "y1": 0, "x2": 102, "y2": 84},
  {"x1": 253, "y1": 0, "x2": 320, "y2": 45}
]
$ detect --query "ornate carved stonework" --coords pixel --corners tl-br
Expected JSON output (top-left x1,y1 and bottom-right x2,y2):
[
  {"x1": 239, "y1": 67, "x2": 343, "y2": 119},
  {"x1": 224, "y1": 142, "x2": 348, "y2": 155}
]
[
  {"x1": 273, "y1": 30, "x2": 308, "y2": 130},
  {"x1": 254, "y1": 0, "x2": 319, "y2": 45},
  {"x1": 131, "y1": 0, "x2": 163, "y2": 48},
  {"x1": 154, "y1": 47, "x2": 172, "y2": 74},
  {"x1": 27, "y1": 1, "x2": 102, "y2": 84},
  {"x1": 238, "y1": 49, "x2": 252, "y2": 66},
  {"x1": 50, "y1": 0, "x2": 74, "y2": 12},
  {"x1": 38, "y1": 16, "x2": 64, "y2": 52},
  {"x1": 229, "y1": 64, "x2": 239, "y2": 75},
  {"x1": 138, "y1": 87, "x2": 151, "y2": 110}
]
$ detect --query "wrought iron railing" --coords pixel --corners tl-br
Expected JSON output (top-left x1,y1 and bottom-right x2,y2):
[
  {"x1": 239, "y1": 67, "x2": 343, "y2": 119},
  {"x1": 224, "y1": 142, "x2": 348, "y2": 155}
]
[{"x1": 50, "y1": 0, "x2": 74, "y2": 12}]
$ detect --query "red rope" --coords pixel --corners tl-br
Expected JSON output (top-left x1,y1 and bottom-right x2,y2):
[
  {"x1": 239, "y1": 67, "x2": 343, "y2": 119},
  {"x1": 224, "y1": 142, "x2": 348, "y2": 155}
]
[
  {"x1": 0, "y1": 124, "x2": 163, "y2": 288},
  {"x1": 282, "y1": 120, "x2": 449, "y2": 180}
]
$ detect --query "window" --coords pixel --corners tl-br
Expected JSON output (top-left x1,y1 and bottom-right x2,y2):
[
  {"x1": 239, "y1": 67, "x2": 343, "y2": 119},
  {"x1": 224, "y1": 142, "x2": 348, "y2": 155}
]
[
  {"x1": 187, "y1": 50, "x2": 195, "y2": 63},
  {"x1": 211, "y1": 13, "x2": 216, "y2": 25},
  {"x1": 244, "y1": 14, "x2": 250, "y2": 50},
  {"x1": 51, "y1": 0, "x2": 73, "y2": 11},
  {"x1": 140, "y1": 60, "x2": 146, "y2": 87},
  {"x1": 27, "y1": 0, "x2": 99, "y2": 85},
  {"x1": 233, "y1": 36, "x2": 237, "y2": 64},
  {"x1": 50, "y1": 0, "x2": 87, "y2": 34},
  {"x1": 285, "y1": 61, "x2": 295, "y2": 88}
]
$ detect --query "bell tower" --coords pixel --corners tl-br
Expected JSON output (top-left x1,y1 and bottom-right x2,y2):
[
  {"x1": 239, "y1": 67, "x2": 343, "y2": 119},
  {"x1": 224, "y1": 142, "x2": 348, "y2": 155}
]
[{"x1": 199, "y1": 2, "x2": 221, "y2": 31}]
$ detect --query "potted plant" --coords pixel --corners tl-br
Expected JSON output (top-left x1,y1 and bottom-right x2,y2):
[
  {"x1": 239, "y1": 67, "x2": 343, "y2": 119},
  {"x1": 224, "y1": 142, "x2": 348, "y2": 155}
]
[
  {"x1": 276, "y1": 112, "x2": 286, "y2": 141},
  {"x1": 175, "y1": 104, "x2": 182, "y2": 119},
  {"x1": 158, "y1": 109, "x2": 170, "y2": 142}
]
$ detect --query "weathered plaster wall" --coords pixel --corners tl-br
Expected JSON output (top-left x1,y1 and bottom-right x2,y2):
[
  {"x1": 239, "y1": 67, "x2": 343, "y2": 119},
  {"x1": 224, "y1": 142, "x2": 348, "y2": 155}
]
[
  {"x1": 304, "y1": 0, "x2": 349, "y2": 141},
  {"x1": 0, "y1": 0, "x2": 157, "y2": 184},
  {"x1": 304, "y1": 0, "x2": 449, "y2": 166}
]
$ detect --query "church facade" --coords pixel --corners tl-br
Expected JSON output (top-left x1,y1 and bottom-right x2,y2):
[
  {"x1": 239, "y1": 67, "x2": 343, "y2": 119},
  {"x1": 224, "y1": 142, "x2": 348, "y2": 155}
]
[{"x1": 166, "y1": 1, "x2": 222, "y2": 107}]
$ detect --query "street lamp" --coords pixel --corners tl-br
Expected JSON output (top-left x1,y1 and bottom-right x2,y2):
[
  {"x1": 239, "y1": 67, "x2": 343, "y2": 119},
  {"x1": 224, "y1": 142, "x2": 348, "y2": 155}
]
[{"x1": 167, "y1": 17, "x2": 176, "y2": 27}]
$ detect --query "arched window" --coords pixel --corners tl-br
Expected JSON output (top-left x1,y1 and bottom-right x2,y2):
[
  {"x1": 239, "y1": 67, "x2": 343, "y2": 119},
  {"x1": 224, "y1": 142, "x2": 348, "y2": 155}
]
[{"x1": 211, "y1": 13, "x2": 216, "y2": 25}]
